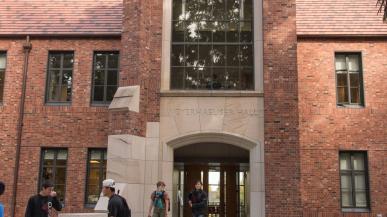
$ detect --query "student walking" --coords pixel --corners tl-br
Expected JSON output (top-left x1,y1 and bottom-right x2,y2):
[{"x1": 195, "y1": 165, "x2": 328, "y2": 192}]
[
  {"x1": 188, "y1": 180, "x2": 208, "y2": 217},
  {"x1": 102, "y1": 179, "x2": 131, "y2": 217},
  {"x1": 24, "y1": 180, "x2": 62, "y2": 217},
  {"x1": 147, "y1": 181, "x2": 170, "y2": 217}
]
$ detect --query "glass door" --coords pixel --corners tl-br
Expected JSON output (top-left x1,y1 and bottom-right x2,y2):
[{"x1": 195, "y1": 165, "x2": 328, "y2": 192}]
[
  {"x1": 208, "y1": 169, "x2": 221, "y2": 217},
  {"x1": 174, "y1": 164, "x2": 249, "y2": 217}
]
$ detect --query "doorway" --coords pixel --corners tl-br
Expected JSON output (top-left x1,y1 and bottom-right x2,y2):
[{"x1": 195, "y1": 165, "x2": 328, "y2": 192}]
[{"x1": 172, "y1": 142, "x2": 250, "y2": 217}]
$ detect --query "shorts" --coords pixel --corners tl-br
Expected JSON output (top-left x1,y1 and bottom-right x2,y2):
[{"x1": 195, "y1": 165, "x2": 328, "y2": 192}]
[{"x1": 152, "y1": 207, "x2": 166, "y2": 217}]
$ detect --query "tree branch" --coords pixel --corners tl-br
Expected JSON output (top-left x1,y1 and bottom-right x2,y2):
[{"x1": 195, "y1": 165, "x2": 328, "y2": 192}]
[{"x1": 377, "y1": 0, "x2": 387, "y2": 21}]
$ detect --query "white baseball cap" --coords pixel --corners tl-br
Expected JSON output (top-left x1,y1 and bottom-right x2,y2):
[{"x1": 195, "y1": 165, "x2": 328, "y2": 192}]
[{"x1": 102, "y1": 179, "x2": 116, "y2": 188}]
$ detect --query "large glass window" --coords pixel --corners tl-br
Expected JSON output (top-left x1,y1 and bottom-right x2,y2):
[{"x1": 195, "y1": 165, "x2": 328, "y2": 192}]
[
  {"x1": 92, "y1": 52, "x2": 119, "y2": 104},
  {"x1": 335, "y1": 53, "x2": 364, "y2": 106},
  {"x1": 46, "y1": 52, "x2": 74, "y2": 104},
  {"x1": 85, "y1": 149, "x2": 107, "y2": 205},
  {"x1": 339, "y1": 152, "x2": 370, "y2": 210},
  {"x1": 171, "y1": 0, "x2": 254, "y2": 90},
  {"x1": 39, "y1": 149, "x2": 68, "y2": 204},
  {"x1": 0, "y1": 52, "x2": 6, "y2": 102}
]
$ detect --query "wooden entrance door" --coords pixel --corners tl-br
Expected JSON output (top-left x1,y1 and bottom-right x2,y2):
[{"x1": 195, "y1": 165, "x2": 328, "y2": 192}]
[{"x1": 181, "y1": 164, "x2": 240, "y2": 217}]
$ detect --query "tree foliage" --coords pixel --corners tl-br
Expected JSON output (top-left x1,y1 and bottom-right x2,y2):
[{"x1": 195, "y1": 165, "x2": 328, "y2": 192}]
[{"x1": 377, "y1": 0, "x2": 387, "y2": 21}]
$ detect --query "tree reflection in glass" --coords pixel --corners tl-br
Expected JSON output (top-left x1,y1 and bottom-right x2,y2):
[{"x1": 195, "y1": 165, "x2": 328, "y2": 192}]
[{"x1": 171, "y1": 0, "x2": 254, "y2": 90}]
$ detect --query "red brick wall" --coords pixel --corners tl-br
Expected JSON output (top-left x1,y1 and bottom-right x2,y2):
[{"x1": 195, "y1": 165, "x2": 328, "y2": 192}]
[
  {"x1": 298, "y1": 38, "x2": 387, "y2": 216},
  {"x1": 263, "y1": 0, "x2": 302, "y2": 216},
  {"x1": 0, "y1": 39, "x2": 25, "y2": 217},
  {"x1": 113, "y1": 0, "x2": 162, "y2": 137},
  {"x1": 0, "y1": 37, "x2": 121, "y2": 217}
]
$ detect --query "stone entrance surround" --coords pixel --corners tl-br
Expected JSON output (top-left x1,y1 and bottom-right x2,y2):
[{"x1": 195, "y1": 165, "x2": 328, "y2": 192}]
[
  {"x1": 159, "y1": 97, "x2": 265, "y2": 217},
  {"x1": 59, "y1": 96, "x2": 264, "y2": 217},
  {"x1": 102, "y1": 97, "x2": 265, "y2": 217}
]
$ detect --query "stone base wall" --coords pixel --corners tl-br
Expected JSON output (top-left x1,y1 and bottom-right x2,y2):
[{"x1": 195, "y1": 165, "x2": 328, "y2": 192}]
[{"x1": 106, "y1": 122, "x2": 161, "y2": 217}]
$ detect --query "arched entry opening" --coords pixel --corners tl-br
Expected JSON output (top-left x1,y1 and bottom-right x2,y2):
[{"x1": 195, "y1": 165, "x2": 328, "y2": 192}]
[{"x1": 172, "y1": 142, "x2": 250, "y2": 217}]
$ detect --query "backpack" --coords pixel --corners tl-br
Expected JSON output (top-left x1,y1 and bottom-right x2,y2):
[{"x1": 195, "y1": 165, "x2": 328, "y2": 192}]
[
  {"x1": 116, "y1": 195, "x2": 131, "y2": 217},
  {"x1": 152, "y1": 191, "x2": 170, "y2": 211}
]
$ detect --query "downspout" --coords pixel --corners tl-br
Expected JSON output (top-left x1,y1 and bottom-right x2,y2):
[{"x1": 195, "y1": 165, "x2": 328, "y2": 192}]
[{"x1": 11, "y1": 35, "x2": 32, "y2": 217}]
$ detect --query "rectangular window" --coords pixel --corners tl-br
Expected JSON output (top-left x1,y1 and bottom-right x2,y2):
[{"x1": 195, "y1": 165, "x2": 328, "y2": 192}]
[
  {"x1": 46, "y1": 52, "x2": 74, "y2": 104},
  {"x1": 0, "y1": 52, "x2": 6, "y2": 103},
  {"x1": 339, "y1": 152, "x2": 370, "y2": 211},
  {"x1": 39, "y1": 148, "x2": 68, "y2": 204},
  {"x1": 171, "y1": 0, "x2": 254, "y2": 90},
  {"x1": 85, "y1": 149, "x2": 107, "y2": 205},
  {"x1": 335, "y1": 53, "x2": 364, "y2": 106},
  {"x1": 92, "y1": 52, "x2": 119, "y2": 104}
]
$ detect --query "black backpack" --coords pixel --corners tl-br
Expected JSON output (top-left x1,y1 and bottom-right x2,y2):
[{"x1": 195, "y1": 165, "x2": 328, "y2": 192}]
[{"x1": 116, "y1": 195, "x2": 131, "y2": 217}]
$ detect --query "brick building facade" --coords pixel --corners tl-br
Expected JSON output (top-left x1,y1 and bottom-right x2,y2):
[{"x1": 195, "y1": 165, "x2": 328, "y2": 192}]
[
  {"x1": 298, "y1": 1, "x2": 387, "y2": 215},
  {"x1": 0, "y1": 0, "x2": 386, "y2": 217},
  {"x1": 0, "y1": 38, "x2": 121, "y2": 216}
]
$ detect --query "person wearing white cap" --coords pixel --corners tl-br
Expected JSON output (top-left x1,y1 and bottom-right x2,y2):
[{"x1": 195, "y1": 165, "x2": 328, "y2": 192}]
[{"x1": 102, "y1": 179, "x2": 131, "y2": 217}]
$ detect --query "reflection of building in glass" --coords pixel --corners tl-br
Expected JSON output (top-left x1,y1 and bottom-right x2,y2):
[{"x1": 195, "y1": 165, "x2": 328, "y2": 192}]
[{"x1": 171, "y1": 0, "x2": 254, "y2": 90}]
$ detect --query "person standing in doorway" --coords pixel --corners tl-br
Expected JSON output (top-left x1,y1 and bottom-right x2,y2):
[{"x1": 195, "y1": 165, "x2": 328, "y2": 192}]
[
  {"x1": 24, "y1": 180, "x2": 62, "y2": 217},
  {"x1": 0, "y1": 181, "x2": 5, "y2": 217},
  {"x1": 102, "y1": 179, "x2": 131, "y2": 217},
  {"x1": 188, "y1": 180, "x2": 208, "y2": 217},
  {"x1": 147, "y1": 181, "x2": 170, "y2": 217}
]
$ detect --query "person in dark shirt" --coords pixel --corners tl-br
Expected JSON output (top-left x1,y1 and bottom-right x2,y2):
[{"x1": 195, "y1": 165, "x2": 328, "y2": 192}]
[
  {"x1": 0, "y1": 181, "x2": 5, "y2": 217},
  {"x1": 188, "y1": 180, "x2": 208, "y2": 217},
  {"x1": 25, "y1": 181, "x2": 62, "y2": 217},
  {"x1": 102, "y1": 179, "x2": 131, "y2": 217}
]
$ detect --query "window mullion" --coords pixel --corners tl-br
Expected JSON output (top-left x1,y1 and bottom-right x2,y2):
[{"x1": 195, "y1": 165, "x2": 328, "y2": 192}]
[
  {"x1": 58, "y1": 54, "x2": 64, "y2": 101},
  {"x1": 351, "y1": 171, "x2": 356, "y2": 208},
  {"x1": 365, "y1": 155, "x2": 370, "y2": 208},
  {"x1": 99, "y1": 151, "x2": 104, "y2": 191},
  {"x1": 350, "y1": 154, "x2": 357, "y2": 208},
  {"x1": 53, "y1": 150, "x2": 58, "y2": 186},
  {"x1": 39, "y1": 150, "x2": 44, "y2": 193},
  {"x1": 92, "y1": 55, "x2": 96, "y2": 102},
  {"x1": 345, "y1": 56, "x2": 352, "y2": 104},
  {"x1": 46, "y1": 59, "x2": 51, "y2": 102},
  {"x1": 86, "y1": 151, "x2": 91, "y2": 203},
  {"x1": 183, "y1": 20, "x2": 187, "y2": 90},
  {"x1": 196, "y1": 42, "x2": 199, "y2": 90},
  {"x1": 104, "y1": 55, "x2": 109, "y2": 103},
  {"x1": 238, "y1": 42, "x2": 241, "y2": 90}
]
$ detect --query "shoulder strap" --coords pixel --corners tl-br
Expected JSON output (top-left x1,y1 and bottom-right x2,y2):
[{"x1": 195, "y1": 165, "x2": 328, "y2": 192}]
[{"x1": 151, "y1": 191, "x2": 156, "y2": 201}]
